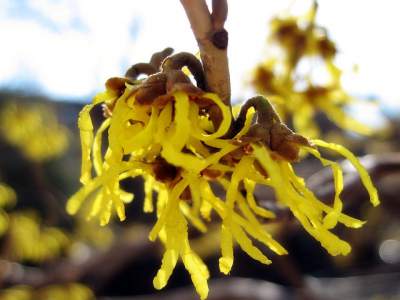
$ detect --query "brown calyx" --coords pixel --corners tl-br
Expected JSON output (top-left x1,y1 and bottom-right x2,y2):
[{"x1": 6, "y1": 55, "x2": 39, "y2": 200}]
[
  {"x1": 105, "y1": 77, "x2": 128, "y2": 96},
  {"x1": 133, "y1": 73, "x2": 168, "y2": 104},
  {"x1": 152, "y1": 158, "x2": 180, "y2": 183},
  {"x1": 303, "y1": 85, "x2": 330, "y2": 103},
  {"x1": 318, "y1": 36, "x2": 336, "y2": 59},
  {"x1": 116, "y1": 50, "x2": 226, "y2": 130},
  {"x1": 233, "y1": 95, "x2": 313, "y2": 162},
  {"x1": 252, "y1": 66, "x2": 276, "y2": 95},
  {"x1": 126, "y1": 51, "x2": 207, "y2": 105},
  {"x1": 100, "y1": 49, "x2": 214, "y2": 118},
  {"x1": 201, "y1": 168, "x2": 222, "y2": 180},
  {"x1": 180, "y1": 186, "x2": 192, "y2": 201},
  {"x1": 268, "y1": 124, "x2": 311, "y2": 161}
]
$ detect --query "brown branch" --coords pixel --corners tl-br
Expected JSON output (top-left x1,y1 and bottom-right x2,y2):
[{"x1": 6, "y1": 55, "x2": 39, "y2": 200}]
[
  {"x1": 180, "y1": 0, "x2": 231, "y2": 105},
  {"x1": 98, "y1": 272, "x2": 400, "y2": 300},
  {"x1": 0, "y1": 226, "x2": 155, "y2": 292},
  {"x1": 99, "y1": 278, "x2": 292, "y2": 300},
  {"x1": 211, "y1": 0, "x2": 228, "y2": 30}
]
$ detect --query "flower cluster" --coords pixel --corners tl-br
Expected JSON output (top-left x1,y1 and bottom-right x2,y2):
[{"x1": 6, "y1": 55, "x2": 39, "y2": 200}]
[
  {"x1": 0, "y1": 102, "x2": 69, "y2": 161},
  {"x1": 0, "y1": 183, "x2": 17, "y2": 235},
  {"x1": 67, "y1": 50, "x2": 379, "y2": 299},
  {"x1": 251, "y1": 2, "x2": 373, "y2": 138},
  {"x1": 0, "y1": 182, "x2": 69, "y2": 262},
  {"x1": 0, "y1": 283, "x2": 94, "y2": 300},
  {"x1": 6, "y1": 212, "x2": 69, "y2": 262}
]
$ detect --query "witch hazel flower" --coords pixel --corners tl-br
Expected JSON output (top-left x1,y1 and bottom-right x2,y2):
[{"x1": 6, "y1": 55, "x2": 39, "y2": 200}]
[{"x1": 67, "y1": 48, "x2": 379, "y2": 299}]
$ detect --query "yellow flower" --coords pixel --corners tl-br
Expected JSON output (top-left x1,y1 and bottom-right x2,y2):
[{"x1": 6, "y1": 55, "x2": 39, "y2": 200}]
[
  {"x1": 73, "y1": 209, "x2": 115, "y2": 249},
  {"x1": 68, "y1": 81, "x2": 378, "y2": 299},
  {"x1": 0, "y1": 283, "x2": 94, "y2": 300},
  {"x1": 7, "y1": 212, "x2": 69, "y2": 262},
  {"x1": 251, "y1": 3, "x2": 374, "y2": 138},
  {"x1": 0, "y1": 183, "x2": 16, "y2": 207},
  {"x1": 0, "y1": 183, "x2": 17, "y2": 236},
  {"x1": 0, "y1": 184, "x2": 69, "y2": 262},
  {"x1": 0, "y1": 103, "x2": 69, "y2": 162}
]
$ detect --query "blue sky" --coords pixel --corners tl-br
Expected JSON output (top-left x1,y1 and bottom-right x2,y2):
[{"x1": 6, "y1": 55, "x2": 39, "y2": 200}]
[{"x1": 0, "y1": 0, "x2": 399, "y2": 122}]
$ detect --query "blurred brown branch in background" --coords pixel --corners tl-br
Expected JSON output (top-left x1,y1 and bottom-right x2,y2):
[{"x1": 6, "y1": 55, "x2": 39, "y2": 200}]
[{"x1": 97, "y1": 273, "x2": 400, "y2": 300}]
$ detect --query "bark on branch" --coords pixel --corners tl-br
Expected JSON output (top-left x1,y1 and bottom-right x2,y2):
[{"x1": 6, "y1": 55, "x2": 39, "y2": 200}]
[{"x1": 180, "y1": 0, "x2": 231, "y2": 105}]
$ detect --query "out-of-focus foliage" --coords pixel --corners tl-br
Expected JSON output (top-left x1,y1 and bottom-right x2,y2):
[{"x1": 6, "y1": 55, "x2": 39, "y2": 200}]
[
  {"x1": 0, "y1": 183, "x2": 17, "y2": 235},
  {"x1": 0, "y1": 283, "x2": 94, "y2": 300},
  {"x1": 0, "y1": 102, "x2": 69, "y2": 162},
  {"x1": 0, "y1": 100, "x2": 97, "y2": 297},
  {"x1": 73, "y1": 211, "x2": 115, "y2": 249},
  {"x1": 0, "y1": 183, "x2": 69, "y2": 262},
  {"x1": 0, "y1": 182, "x2": 95, "y2": 297},
  {"x1": 0, "y1": 102, "x2": 70, "y2": 262},
  {"x1": 6, "y1": 212, "x2": 69, "y2": 262},
  {"x1": 251, "y1": 1, "x2": 375, "y2": 138}
]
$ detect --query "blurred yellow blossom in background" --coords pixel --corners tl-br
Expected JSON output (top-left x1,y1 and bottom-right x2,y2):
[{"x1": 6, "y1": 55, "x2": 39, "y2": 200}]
[
  {"x1": 0, "y1": 102, "x2": 69, "y2": 162},
  {"x1": 7, "y1": 212, "x2": 69, "y2": 262},
  {"x1": 251, "y1": 2, "x2": 374, "y2": 138},
  {"x1": 0, "y1": 183, "x2": 69, "y2": 263},
  {"x1": 0, "y1": 283, "x2": 94, "y2": 300},
  {"x1": 0, "y1": 183, "x2": 17, "y2": 236}
]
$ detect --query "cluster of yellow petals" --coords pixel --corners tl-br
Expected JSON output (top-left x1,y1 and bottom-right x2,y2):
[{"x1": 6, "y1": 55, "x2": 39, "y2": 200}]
[
  {"x1": 0, "y1": 102, "x2": 69, "y2": 161},
  {"x1": 6, "y1": 212, "x2": 69, "y2": 262},
  {"x1": 0, "y1": 283, "x2": 94, "y2": 300},
  {"x1": 67, "y1": 84, "x2": 378, "y2": 299},
  {"x1": 0, "y1": 183, "x2": 17, "y2": 235},
  {"x1": 251, "y1": 4, "x2": 373, "y2": 138},
  {"x1": 72, "y1": 212, "x2": 115, "y2": 249},
  {"x1": 0, "y1": 183, "x2": 69, "y2": 263}
]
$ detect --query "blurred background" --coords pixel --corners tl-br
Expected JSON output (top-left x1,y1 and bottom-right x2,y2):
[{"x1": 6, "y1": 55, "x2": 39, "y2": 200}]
[{"x1": 0, "y1": 0, "x2": 399, "y2": 299}]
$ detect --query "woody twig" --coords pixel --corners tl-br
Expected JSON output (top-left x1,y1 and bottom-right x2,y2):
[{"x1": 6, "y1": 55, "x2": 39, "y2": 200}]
[{"x1": 180, "y1": 0, "x2": 231, "y2": 105}]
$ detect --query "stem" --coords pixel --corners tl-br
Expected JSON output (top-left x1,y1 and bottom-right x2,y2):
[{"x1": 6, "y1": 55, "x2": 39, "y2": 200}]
[{"x1": 180, "y1": 0, "x2": 231, "y2": 105}]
